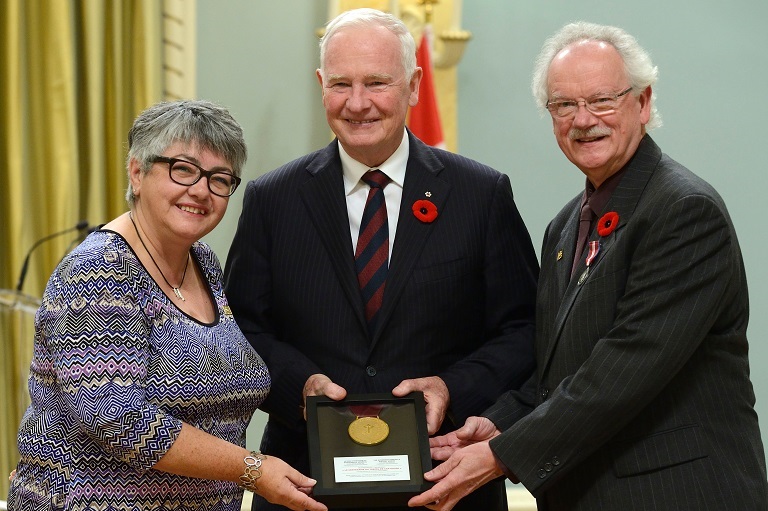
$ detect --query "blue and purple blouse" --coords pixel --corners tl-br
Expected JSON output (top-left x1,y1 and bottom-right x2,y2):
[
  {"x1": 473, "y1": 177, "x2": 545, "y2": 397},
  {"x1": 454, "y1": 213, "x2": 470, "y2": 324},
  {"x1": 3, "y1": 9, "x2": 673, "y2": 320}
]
[{"x1": 9, "y1": 230, "x2": 270, "y2": 511}]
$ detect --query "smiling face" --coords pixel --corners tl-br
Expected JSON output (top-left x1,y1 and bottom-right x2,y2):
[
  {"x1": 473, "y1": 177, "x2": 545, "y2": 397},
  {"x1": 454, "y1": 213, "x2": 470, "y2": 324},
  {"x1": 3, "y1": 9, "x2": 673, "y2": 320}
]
[
  {"x1": 129, "y1": 141, "x2": 233, "y2": 246},
  {"x1": 317, "y1": 25, "x2": 421, "y2": 168},
  {"x1": 548, "y1": 41, "x2": 651, "y2": 187}
]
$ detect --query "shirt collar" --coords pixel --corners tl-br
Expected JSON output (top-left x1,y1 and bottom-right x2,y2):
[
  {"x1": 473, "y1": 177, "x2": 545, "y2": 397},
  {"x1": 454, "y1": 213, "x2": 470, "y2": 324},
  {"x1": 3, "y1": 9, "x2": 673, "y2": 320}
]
[
  {"x1": 341, "y1": 130, "x2": 409, "y2": 195},
  {"x1": 583, "y1": 164, "x2": 628, "y2": 216}
]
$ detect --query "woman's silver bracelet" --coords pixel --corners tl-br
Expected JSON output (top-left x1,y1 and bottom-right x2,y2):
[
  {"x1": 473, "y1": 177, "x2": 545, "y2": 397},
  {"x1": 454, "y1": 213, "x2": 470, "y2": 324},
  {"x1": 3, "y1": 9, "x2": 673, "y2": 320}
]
[{"x1": 238, "y1": 451, "x2": 267, "y2": 493}]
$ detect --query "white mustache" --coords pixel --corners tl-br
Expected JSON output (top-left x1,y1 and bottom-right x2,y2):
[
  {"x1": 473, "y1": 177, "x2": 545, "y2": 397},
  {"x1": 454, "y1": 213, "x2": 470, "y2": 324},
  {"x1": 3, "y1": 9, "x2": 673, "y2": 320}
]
[{"x1": 569, "y1": 127, "x2": 612, "y2": 140}]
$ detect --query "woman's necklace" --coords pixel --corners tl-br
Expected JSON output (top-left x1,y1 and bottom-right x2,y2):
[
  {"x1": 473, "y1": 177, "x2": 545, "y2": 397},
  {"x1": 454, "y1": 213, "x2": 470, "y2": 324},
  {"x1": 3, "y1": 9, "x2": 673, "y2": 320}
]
[{"x1": 129, "y1": 212, "x2": 190, "y2": 301}]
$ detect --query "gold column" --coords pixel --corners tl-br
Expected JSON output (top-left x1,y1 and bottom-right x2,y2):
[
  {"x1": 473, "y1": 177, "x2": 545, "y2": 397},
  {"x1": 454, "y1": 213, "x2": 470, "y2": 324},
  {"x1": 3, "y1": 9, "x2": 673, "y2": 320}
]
[{"x1": 163, "y1": 0, "x2": 197, "y2": 100}]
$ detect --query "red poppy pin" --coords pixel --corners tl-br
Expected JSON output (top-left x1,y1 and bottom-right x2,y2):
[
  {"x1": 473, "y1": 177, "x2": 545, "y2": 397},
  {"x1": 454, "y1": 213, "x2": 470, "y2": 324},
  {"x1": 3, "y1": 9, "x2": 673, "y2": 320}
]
[
  {"x1": 597, "y1": 211, "x2": 619, "y2": 237},
  {"x1": 412, "y1": 199, "x2": 438, "y2": 223}
]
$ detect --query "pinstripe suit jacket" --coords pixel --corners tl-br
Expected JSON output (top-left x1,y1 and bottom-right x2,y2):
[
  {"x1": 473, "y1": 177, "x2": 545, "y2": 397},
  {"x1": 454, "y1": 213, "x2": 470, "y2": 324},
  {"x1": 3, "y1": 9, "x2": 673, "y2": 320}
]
[
  {"x1": 485, "y1": 135, "x2": 767, "y2": 510},
  {"x1": 224, "y1": 131, "x2": 538, "y2": 510}
]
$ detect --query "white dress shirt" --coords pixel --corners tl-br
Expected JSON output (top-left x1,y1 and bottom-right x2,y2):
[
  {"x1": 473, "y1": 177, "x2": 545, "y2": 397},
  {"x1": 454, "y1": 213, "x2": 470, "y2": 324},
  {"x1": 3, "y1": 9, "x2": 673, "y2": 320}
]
[{"x1": 341, "y1": 130, "x2": 408, "y2": 262}]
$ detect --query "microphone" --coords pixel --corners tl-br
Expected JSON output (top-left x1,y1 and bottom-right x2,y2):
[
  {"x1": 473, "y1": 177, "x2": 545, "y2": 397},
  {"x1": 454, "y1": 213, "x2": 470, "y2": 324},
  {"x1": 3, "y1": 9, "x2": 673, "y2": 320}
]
[{"x1": 15, "y1": 220, "x2": 90, "y2": 292}]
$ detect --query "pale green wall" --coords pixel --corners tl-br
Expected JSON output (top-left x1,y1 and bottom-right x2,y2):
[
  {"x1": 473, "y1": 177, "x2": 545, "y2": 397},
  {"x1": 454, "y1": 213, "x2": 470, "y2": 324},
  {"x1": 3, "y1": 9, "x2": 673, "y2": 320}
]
[{"x1": 197, "y1": 0, "x2": 768, "y2": 455}]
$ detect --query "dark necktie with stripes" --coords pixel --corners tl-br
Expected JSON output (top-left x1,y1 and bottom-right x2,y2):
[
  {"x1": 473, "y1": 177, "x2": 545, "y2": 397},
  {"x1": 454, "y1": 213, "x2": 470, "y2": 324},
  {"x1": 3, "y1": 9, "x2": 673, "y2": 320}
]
[{"x1": 355, "y1": 169, "x2": 391, "y2": 334}]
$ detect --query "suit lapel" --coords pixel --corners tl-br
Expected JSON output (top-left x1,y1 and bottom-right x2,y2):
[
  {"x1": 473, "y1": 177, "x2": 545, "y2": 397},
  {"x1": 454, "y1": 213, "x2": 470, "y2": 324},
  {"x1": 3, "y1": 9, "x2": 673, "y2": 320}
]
[
  {"x1": 555, "y1": 199, "x2": 581, "y2": 298},
  {"x1": 542, "y1": 135, "x2": 663, "y2": 370},
  {"x1": 299, "y1": 141, "x2": 368, "y2": 332},
  {"x1": 371, "y1": 133, "x2": 448, "y2": 347}
]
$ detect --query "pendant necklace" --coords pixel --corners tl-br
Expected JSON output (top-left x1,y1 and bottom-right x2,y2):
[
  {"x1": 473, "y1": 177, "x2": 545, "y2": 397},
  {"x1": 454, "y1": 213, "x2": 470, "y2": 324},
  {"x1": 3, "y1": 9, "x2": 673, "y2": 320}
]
[{"x1": 129, "y1": 212, "x2": 190, "y2": 301}]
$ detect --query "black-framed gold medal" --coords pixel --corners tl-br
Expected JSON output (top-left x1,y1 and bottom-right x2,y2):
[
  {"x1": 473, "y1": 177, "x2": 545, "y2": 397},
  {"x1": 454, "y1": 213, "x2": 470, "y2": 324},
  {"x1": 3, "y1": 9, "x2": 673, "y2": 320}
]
[{"x1": 306, "y1": 392, "x2": 433, "y2": 508}]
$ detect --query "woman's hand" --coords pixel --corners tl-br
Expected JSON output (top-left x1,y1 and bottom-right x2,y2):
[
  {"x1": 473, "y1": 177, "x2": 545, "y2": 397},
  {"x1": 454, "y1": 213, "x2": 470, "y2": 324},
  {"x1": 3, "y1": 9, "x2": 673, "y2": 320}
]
[{"x1": 252, "y1": 456, "x2": 328, "y2": 511}]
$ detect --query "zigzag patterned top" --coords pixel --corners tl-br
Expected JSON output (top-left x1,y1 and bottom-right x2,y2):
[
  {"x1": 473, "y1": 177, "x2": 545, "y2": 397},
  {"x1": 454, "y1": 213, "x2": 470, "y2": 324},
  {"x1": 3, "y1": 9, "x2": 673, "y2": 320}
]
[{"x1": 9, "y1": 230, "x2": 271, "y2": 511}]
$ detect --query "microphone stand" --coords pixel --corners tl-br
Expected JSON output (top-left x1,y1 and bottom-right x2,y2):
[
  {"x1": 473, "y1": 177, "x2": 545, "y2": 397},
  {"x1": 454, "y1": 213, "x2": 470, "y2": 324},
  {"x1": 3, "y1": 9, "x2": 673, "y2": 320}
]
[{"x1": 14, "y1": 220, "x2": 90, "y2": 294}]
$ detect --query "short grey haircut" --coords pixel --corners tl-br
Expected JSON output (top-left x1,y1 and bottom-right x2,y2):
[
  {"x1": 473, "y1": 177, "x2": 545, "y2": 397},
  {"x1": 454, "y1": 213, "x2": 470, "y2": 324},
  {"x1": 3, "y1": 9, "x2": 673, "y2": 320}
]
[
  {"x1": 318, "y1": 8, "x2": 417, "y2": 81},
  {"x1": 532, "y1": 21, "x2": 661, "y2": 130},
  {"x1": 125, "y1": 99, "x2": 247, "y2": 205}
]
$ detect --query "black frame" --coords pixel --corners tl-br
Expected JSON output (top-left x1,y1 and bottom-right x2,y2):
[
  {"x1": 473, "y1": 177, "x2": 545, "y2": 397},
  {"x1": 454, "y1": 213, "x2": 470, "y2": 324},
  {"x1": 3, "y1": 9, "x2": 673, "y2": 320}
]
[{"x1": 306, "y1": 392, "x2": 433, "y2": 508}]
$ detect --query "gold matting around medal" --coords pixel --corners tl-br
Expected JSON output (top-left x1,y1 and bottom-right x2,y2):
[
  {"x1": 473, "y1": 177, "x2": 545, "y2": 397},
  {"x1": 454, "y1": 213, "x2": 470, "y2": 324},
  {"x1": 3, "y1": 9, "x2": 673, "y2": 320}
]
[{"x1": 348, "y1": 416, "x2": 390, "y2": 445}]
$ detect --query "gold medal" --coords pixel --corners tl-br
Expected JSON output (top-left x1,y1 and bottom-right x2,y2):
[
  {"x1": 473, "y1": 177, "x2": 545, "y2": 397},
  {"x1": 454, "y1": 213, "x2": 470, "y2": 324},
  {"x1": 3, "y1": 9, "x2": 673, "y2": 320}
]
[{"x1": 348, "y1": 416, "x2": 390, "y2": 445}]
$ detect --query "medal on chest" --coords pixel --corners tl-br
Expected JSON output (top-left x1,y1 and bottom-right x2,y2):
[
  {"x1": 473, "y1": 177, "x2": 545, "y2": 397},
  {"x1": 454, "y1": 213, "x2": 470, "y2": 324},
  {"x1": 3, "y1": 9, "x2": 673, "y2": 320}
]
[{"x1": 578, "y1": 240, "x2": 601, "y2": 285}]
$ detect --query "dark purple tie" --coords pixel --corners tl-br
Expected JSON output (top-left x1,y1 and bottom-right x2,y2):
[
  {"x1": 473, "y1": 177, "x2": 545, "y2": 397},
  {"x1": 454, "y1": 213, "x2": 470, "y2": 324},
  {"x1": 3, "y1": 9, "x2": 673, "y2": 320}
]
[
  {"x1": 572, "y1": 200, "x2": 594, "y2": 276},
  {"x1": 355, "y1": 170, "x2": 391, "y2": 333}
]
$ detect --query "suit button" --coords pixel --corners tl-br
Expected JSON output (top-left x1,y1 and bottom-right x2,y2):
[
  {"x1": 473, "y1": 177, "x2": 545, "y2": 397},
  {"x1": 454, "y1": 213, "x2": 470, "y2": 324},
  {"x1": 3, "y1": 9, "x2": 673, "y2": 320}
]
[
  {"x1": 544, "y1": 463, "x2": 553, "y2": 472},
  {"x1": 366, "y1": 366, "x2": 377, "y2": 377},
  {"x1": 540, "y1": 388, "x2": 549, "y2": 400},
  {"x1": 552, "y1": 456, "x2": 560, "y2": 466},
  {"x1": 538, "y1": 469, "x2": 547, "y2": 479}
]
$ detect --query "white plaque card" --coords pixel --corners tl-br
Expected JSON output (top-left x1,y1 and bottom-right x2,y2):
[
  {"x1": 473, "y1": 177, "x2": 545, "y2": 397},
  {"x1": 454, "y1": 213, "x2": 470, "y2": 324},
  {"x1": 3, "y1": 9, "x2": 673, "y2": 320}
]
[{"x1": 333, "y1": 455, "x2": 410, "y2": 482}]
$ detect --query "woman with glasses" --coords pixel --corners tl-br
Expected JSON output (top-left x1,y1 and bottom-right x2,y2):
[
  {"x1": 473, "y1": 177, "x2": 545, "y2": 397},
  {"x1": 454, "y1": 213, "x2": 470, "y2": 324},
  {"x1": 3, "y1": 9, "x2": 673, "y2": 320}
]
[{"x1": 8, "y1": 100, "x2": 327, "y2": 511}]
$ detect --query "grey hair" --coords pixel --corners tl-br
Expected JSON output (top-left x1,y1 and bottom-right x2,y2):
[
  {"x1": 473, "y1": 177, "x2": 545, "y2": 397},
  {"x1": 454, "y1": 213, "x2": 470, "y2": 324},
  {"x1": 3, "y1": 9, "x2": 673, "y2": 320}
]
[
  {"x1": 318, "y1": 8, "x2": 416, "y2": 81},
  {"x1": 532, "y1": 21, "x2": 661, "y2": 130},
  {"x1": 125, "y1": 99, "x2": 247, "y2": 205}
]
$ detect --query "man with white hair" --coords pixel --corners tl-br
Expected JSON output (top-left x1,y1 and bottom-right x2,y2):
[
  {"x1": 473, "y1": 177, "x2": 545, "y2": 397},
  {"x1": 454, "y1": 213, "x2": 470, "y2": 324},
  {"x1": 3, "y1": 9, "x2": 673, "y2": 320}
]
[
  {"x1": 225, "y1": 8, "x2": 539, "y2": 511},
  {"x1": 409, "y1": 21, "x2": 768, "y2": 511}
]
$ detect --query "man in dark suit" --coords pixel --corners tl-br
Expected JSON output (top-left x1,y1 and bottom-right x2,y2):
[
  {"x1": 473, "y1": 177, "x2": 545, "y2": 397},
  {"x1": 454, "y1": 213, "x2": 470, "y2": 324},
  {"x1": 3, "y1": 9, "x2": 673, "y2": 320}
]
[
  {"x1": 223, "y1": 8, "x2": 539, "y2": 511},
  {"x1": 409, "y1": 21, "x2": 768, "y2": 511}
]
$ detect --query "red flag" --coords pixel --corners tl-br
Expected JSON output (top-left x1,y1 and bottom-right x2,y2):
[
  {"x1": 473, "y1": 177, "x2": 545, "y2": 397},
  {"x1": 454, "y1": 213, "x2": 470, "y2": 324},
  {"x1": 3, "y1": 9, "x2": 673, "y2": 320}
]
[{"x1": 409, "y1": 26, "x2": 445, "y2": 148}]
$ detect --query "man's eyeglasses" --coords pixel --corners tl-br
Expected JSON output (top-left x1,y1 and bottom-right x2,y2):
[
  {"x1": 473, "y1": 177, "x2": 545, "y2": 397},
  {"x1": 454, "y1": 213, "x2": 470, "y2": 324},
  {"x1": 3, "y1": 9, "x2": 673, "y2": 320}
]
[
  {"x1": 151, "y1": 156, "x2": 241, "y2": 197},
  {"x1": 546, "y1": 87, "x2": 634, "y2": 119}
]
